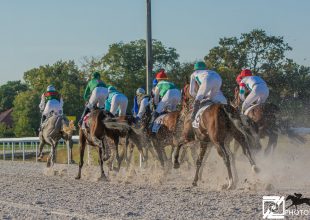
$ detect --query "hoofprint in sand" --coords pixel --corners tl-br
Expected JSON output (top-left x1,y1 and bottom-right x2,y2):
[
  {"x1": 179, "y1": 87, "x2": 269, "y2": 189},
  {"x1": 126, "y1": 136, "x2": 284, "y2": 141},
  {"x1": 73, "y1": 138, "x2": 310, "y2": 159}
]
[{"x1": 0, "y1": 137, "x2": 309, "y2": 220}]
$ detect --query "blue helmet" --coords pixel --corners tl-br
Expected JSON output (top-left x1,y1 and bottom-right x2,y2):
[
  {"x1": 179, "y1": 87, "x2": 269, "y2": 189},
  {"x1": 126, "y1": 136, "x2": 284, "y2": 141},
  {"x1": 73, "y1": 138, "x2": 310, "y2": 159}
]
[{"x1": 152, "y1": 79, "x2": 158, "y2": 87}]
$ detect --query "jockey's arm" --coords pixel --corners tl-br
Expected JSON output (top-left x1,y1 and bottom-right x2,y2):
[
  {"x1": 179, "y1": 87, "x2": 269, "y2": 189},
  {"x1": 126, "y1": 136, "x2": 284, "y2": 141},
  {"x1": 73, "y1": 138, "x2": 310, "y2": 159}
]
[
  {"x1": 137, "y1": 98, "x2": 149, "y2": 119},
  {"x1": 154, "y1": 87, "x2": 160, "y2": 105},
  {"x1": 239, "y1": 83, "x2": 246, "y2": 101},
  {"x1": 39, "y1": 94, "x2": 45, "y2": 112},
  {"x1": 189, "y1": 74, "x2": 197, "y2": 98}
]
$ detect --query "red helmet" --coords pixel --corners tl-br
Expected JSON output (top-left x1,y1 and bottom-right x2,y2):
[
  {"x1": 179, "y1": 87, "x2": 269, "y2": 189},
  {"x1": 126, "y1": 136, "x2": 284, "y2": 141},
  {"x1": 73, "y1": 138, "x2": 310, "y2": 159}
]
[
  {"x1": 236, "y1": 69, "x2": 252, "y2": 84},
  {"x1": 156, "y1": 69, "x2": 168, "y2": 80}
]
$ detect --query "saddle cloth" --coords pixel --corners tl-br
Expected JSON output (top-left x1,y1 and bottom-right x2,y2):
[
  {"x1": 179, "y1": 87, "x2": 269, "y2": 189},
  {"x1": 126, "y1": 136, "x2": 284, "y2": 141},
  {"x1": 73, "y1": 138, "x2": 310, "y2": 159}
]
[
  {"x1": 82, "y1": 113, "x2": 91, "y2": 129},
  {"x1": 192, "y1": 100, "x2": 213, "y2": 129},
  {"x1": 244, "y1": 103, "x2": 260, "y2": 116},
  {"x1": 152, "y1": 113, "x2": 167, "y2": 133}
]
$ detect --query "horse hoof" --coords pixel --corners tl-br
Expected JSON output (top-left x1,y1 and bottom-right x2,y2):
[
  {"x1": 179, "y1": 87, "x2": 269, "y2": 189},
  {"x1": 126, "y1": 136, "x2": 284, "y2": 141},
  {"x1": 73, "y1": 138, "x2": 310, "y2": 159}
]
[
  {"x1": 75, "y1": 176, "x2": 81, "y2": 180},
  {"x1": 173, "y1": 162, "x2": 180, "y2": 169},
  {"x1": 252, "y1": 165, "x2": 260, "y2": 173},
  {"x1": 192, "y1": 182, "x2": 197, "y2": 187},
  {"x1": 98, "y1": 176, "x2": 109, "y2": 182},
  {"x1": 69, "y1": 160, "x2": 75, "y2": 164}
]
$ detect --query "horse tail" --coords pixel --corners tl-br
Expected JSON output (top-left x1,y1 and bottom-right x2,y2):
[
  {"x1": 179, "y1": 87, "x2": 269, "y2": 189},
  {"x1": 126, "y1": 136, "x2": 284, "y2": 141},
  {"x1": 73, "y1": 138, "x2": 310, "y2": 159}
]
[{"x1": 222, "y1": 104, "x2": 259, "y2": 150}]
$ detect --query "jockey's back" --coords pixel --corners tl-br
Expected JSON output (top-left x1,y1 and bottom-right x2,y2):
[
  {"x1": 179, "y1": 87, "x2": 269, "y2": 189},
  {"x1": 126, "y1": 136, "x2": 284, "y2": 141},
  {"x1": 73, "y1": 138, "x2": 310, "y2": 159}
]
[{"x1": 240, "y1": 76, "x2": 267, "y2": 91}]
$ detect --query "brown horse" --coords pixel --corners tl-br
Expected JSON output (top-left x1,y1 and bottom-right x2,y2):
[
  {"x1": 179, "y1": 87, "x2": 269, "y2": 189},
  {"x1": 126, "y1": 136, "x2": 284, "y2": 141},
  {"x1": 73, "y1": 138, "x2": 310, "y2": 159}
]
[
  {"x1": 75, "y1": 110, "x2": 144, "y2": 180},
  {"x1": 174, "y1": 85, "x2": 259, "y2": 189},
  {"x1": 232, "y1": 86, "x2": 304, "y2": 155}
]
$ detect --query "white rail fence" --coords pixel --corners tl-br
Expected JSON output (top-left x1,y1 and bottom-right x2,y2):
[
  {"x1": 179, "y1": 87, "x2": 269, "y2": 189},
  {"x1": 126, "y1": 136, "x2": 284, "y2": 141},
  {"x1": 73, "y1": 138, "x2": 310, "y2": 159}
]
[
  {"x1": 1, "y1": 128, "x2": 309, "y2": 166},
  {"x1": 0, "y1": 136, "x2": 79, "y2": 164}
]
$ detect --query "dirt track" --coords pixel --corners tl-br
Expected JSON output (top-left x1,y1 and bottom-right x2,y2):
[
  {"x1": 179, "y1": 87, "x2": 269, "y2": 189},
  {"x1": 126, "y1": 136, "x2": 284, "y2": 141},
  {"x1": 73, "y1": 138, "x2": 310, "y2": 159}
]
[{"x1": 0, "y1": 141, "x2": 310, "y2": 220}]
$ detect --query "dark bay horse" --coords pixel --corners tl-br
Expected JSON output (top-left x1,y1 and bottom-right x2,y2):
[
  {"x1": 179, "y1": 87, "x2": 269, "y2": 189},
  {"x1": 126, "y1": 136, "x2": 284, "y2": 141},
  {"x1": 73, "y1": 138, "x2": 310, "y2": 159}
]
[
  {"x1": 75, "y1": 110, "x2": 144, "y2": 180},
  {"x1": 232, "y1": 86, "x2": 305, "y2": 155}
]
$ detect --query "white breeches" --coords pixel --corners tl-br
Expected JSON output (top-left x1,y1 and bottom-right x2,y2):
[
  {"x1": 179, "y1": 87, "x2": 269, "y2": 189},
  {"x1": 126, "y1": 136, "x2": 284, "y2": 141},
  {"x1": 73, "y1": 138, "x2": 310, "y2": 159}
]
[
  {"x1": 43, "y1": 100, "x2": 63, "y2": 116},
  {"x1": 196, "y1": 74, "x2": 227, "y2": 104},
  {"x1": 242, "y1": 83, "x2": 269, "y2": 113},
  {"x1": 87, "y1": 87, "x2": 109, "y2": 109},
  {"x1": 156, "y1": 89, "x2": 181, "y2": 113},
  {"x1": 110, "y1": 94, "x2": 128, "y2": 116}
]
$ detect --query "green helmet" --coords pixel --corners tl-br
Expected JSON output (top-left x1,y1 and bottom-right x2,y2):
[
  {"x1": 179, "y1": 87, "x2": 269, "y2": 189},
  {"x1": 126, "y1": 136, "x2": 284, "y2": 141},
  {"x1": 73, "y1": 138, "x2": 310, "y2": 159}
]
[
  {"x1": 92, "y1": 72, "x2": 100, "y2": 79},
  {"x1": 194, "y1": 61, "x2": 207, "y2": 70}
]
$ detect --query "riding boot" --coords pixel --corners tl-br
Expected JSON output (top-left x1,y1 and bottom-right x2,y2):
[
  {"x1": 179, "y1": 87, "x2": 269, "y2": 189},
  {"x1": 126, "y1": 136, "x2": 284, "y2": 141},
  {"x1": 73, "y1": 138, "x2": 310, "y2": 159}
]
[
  {"x1": 149, "y1": 111, "x2": 159, "y2": 131},
  {"x1": 78, "y1": 106, "x2": 90, "y2": 126},
  {"x1": 39, "y1": 115, "x2": 46, "y2": 131},
  {"x1": 191, "y1": 100, "x2": 201, "y2": 122}
]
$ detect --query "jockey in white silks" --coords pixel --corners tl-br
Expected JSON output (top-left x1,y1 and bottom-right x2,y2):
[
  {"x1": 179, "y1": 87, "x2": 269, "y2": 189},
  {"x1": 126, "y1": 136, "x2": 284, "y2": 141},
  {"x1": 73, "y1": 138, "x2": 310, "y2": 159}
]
[
  {"x1": 149, "y1": 69, "x2": 181, "y2": 128},
  {"x1": 189, "y1": 61, "x2": 227, "y2": 122},
  {"x1": 236, "y1": 69, "x2": 269, "y2": 115},
  {"x1": 78, "y1": 72, "x2": 108, "y2": 126},
  {"x1": 39, "y1": 85, "x2": 63, "y2": 130},
  {"x1": 105, "y1": 86, "x2": 128, "y2": 121},
  {"x1": 133, "y1": 88, "x2": 150, "y2": 123}
]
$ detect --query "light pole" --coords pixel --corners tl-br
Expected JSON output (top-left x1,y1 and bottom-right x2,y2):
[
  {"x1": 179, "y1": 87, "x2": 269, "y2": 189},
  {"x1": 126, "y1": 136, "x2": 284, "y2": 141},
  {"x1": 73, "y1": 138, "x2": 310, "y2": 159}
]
[{"x1": 146, "y1": 0, "x2": 153, "y2": 94}]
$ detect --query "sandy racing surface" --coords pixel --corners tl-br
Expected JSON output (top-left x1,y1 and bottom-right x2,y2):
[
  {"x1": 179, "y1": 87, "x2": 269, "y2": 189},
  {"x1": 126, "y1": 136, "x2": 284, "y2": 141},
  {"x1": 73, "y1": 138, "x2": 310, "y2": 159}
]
[{"x1": 0, "y1": 140, "x2": 310, "y2": 220}]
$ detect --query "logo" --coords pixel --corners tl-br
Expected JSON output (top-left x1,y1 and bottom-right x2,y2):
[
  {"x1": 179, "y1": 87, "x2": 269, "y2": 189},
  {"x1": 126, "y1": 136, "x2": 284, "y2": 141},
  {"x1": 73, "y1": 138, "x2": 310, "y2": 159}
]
[{"x1": 262, "y1": 196, "x2": 285, "y2": 219}]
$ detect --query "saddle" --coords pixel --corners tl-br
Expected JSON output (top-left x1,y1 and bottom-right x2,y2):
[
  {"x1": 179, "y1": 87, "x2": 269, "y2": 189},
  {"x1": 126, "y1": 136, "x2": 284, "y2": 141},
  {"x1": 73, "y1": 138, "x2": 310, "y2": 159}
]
[
  {"x1": 151, "y1": 111, "x2": 179, "y2": 133},
  {"x1": 244, "y1": 104, "x2": 263, "y2": 123},
  {"x1": 192, "y1": 99, "x2": 214, "y2": 129}
]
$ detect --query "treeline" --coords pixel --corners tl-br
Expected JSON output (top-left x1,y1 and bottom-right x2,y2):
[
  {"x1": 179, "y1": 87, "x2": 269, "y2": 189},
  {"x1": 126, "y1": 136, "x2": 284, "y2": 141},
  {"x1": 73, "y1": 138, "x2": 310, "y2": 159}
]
[{"x1": 0, "y1": 29, "x2": 309, "y2": 137}]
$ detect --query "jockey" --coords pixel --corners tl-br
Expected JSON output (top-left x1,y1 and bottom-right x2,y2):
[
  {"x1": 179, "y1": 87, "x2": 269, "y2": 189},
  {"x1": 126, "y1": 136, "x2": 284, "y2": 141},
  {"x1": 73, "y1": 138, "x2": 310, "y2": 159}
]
[
  {"x1": 236, "y1": 69, "x2": 269, "y2": 114},
  {"x1": 133, "y1": 87, "x2": 150, "y2": 122},
  {"x1": 78, "y1": 72, "x2": 108, "y2": 126},
  {"x1": 150, "y1": 69, "x2": 181, "y2": 127},
  {"x1": 189, "y1": 61, "x2": 227, "y2": 122},
  {"x1": 105, "y1": 86, "x2": 128, "y2": 121},
  {"x1": 39, "y1": 85, "x2": 63, "y2": 129}
]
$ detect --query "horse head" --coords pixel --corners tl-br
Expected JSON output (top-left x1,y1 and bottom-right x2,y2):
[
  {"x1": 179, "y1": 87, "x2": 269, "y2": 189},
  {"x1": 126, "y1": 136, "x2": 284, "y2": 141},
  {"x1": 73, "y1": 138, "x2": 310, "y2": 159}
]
[{"x1": 62, "y1": 120, "x2": 76, "y2": 136}]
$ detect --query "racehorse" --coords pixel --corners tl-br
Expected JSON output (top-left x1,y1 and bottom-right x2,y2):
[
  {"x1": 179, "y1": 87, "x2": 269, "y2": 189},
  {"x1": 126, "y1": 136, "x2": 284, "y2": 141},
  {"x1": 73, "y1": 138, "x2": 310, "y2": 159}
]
[
  {"x1": 232, "y1": 86, "x2": 305, "y2": 155},
  {"x1": 38, "y1": 113, "x2": 76, "y2": 167},
  {"x1": 75, "y1": 109, "x2": 144, "y2": 180},
  {"x1": 174, "y1": 84, "x2": 259, "y2": 189}
]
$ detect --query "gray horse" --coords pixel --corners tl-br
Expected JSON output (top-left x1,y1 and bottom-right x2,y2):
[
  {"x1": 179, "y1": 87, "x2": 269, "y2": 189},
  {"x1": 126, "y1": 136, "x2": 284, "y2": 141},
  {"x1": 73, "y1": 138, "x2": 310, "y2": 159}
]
[{"x1": 38, "y1": 114, "x2": 75, "y2": 167}]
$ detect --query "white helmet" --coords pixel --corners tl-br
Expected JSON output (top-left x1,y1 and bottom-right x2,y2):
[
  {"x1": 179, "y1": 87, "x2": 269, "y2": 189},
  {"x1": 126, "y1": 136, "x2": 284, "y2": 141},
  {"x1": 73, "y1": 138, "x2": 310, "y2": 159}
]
[
  {"x1": 136, "y1": 88, "x2": 145, "y2": 95},
  {"x1": 47, "y1": 85, "x2": 56, "y2": 92}
]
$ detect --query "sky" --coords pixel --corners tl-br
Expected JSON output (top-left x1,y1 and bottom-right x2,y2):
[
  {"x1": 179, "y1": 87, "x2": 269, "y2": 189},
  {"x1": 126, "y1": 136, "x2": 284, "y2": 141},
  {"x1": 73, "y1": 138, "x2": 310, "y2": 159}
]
[{"x1": 0, "y1": 0, "x2": 309, "y2": 85}]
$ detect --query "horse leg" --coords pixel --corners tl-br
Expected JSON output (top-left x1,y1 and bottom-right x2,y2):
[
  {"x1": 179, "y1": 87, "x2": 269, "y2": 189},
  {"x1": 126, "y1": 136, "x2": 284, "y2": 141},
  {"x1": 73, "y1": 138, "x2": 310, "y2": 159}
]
[
  {"x1": 113, "y1": 137, "x2": 122, "y2": 172},
  {"x1": 198, "y1": 145, "x2": 211, "y2": 181},
  {"x1": 173, "y1": 141, "x2": 186, "y2": 169},
  {"x1": 38, "y1": 140, "x2": 45, "y2": 161},
  {"x1": 192, "y1": 142, "x2": 208, "y2": 186},
  {"x1": 225, "y1": 139, "x2": 239, "y2": 185},
  {"x1": 66, "y1": 139, "x2": 74, "y2": 164},
  {"x1": 235, "y1": 133, "x2": 259, "y2": 174},
  {"x1": 98, "y1": 146, "x2": 108, "y2": 181},
  {"x1": 154, "y1": 144, "x2": 165, "y2": 168},
  {"x1": 264, "y1": 133, "x2": 278, "y2": 156},
  {"x1": 75, "y1": 131, "x2": 86, "y2": 179},
  {"x1": 218, "y1": 142, "x2": 234, "y2": 190},
  {"x1": 126, "y1": 143, "x2": 134, "y2": 170}
]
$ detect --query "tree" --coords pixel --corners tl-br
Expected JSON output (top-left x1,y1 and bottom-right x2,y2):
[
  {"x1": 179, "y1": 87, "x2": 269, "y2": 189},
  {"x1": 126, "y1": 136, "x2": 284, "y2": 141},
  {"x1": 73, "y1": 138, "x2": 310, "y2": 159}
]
[
  {"x1": 83, "y1": 39, "x2": 180, "y2": 110},
  {"x1": 12, "y1": 90, "x2": 40, "y2": 137},
  {"x1": 23, "y1": 60, "x2": 87, "y2": 117},
  {"x1": 0, "y1": 81, "x2": 28, "y2": 112},
  {"x1": 205, "y1": 29, "x2": 310, "y2": 125},
  {"x1": 0, "y1": 123, "x2": 14, "y2": 138}
]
